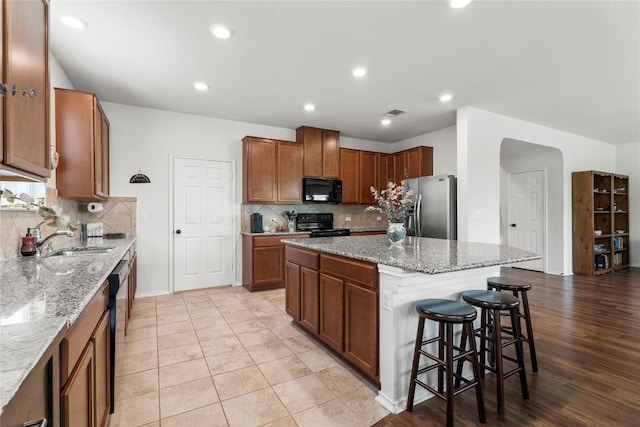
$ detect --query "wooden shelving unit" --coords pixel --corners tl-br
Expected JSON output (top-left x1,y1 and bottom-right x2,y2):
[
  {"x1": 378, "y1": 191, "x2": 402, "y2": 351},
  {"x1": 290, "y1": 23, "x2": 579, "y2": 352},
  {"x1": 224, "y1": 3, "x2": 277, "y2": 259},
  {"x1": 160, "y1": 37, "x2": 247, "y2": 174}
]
[{"x1": 572, "y1": 171, "x2": 630, "y2": 276}]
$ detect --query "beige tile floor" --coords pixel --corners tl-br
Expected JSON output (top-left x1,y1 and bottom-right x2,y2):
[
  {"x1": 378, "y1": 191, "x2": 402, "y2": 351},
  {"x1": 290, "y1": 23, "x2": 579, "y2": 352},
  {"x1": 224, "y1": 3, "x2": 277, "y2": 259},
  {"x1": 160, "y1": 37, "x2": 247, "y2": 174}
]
[{"x1": 111, "y1": 286, "x2": 390, "y2": 427}]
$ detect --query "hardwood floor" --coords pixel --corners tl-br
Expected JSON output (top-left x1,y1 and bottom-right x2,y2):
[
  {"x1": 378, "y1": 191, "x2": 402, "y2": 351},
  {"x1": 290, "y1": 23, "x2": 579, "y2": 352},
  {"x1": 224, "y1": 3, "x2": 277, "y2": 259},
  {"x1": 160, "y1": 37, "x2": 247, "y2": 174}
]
[{"x1": 373, "y1": 267, "x2": 640, "y2": 427}]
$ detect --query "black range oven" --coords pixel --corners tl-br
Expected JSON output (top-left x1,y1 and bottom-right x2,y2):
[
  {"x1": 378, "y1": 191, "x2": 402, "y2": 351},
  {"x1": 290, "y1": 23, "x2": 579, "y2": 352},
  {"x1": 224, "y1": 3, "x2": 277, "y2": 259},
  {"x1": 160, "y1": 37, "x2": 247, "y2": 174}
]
[{"x1": 296, "y1": 213, "x2": 351, "y2": 237}]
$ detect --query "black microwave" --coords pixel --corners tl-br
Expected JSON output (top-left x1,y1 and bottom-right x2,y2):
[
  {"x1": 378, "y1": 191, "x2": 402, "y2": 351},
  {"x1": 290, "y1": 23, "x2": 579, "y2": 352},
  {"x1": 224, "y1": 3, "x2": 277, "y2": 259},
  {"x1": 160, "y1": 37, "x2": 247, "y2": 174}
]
[{"x1": 302, "y1": 178, "x2": 342, "y2": 203}]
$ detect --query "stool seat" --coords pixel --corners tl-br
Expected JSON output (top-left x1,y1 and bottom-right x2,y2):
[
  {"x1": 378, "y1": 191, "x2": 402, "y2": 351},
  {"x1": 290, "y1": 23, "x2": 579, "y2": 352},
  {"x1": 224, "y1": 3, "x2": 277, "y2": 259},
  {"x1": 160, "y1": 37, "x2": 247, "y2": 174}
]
[
  {"x1": 461, "y1": 290, "x2": 519, "y2": 311},
  {"x1": 487, "y1": 276, "x2": 532, "y2": 292},
  {"x1": 417, "y1": 299, "x2": 477, "y2": 323}
]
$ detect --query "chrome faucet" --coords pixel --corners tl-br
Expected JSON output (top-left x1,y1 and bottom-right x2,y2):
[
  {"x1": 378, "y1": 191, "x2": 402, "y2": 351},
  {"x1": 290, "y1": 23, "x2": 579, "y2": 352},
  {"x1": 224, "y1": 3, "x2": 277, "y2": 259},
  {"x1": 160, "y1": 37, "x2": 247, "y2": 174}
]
[{"x1": 36, "y1": 229, "x2": 75, "y2": 255}]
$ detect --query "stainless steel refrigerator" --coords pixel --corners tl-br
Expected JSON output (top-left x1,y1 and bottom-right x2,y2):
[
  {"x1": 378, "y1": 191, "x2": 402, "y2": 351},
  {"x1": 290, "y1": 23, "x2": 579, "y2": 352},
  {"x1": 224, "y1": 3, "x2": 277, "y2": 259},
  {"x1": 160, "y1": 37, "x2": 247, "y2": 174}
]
[{"x1": 405, "y1": 175, "x2": 457, "y2": 239}]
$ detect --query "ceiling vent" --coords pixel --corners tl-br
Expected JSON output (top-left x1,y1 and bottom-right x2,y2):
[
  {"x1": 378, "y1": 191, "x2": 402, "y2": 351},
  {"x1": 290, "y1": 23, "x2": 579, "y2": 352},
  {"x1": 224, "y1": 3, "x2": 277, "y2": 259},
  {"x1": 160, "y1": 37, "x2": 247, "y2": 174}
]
[{"x1": 383, "y1": 109, "x2": 406, "y2": 117}]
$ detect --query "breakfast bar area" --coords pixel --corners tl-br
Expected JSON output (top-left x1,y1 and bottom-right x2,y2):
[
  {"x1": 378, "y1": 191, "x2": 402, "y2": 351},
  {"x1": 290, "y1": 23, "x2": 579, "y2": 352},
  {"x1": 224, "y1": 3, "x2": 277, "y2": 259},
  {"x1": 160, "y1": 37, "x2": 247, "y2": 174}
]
[{"x1": 282, "y1": 235, "x2": 540, "y2": 414}]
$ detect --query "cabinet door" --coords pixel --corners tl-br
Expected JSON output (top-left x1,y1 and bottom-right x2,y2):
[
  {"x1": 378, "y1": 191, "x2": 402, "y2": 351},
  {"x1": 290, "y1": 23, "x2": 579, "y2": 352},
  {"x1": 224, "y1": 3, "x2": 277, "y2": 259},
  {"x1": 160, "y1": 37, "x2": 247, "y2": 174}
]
[
  {"x1": 377, "y1": 153, "x2": 389, "y2": 190},
  {"x1": 406, "y1": 146, "x2": 433, "y2": 178},
  {"x1": 243, "y1": 137, "x2": 277, "y2": 203},
  {"x1": 344, "y1": 282, "x2": 378, "y2": 378},
  {"x1": 300, "y1": 267, "x2": 319, "y2": 334},
  {"x1": 319, "y1": 273, "x2": 344, "y2": 352},
  {"x1": 322, "y1": 130, "x2": 341, "y2": 178},
  {"x1": 101, "y1": 109, "x2": 110, "y2": 197},
  {"x1": 253, "y1": 246, "x2": 283, "y2": 287},
  {"x1": 392, "y1": 152, "x2": 406, "y2": 184},
  {"x1": 0, "y1": 1, "x2": 3, "y2": 165},
  {"x1": 3, "y1": 0, "x2": 49, "y2": 177},
  {"x1": 340, "y1": 148, "x2": 359, "y2": 204},
  {"x1": 298, "y1": 127, "x2": 323, "y2": 177},
  {"x1": 61, "y1": 341, "x2": 95, "y2": 427},
  {"x1": 285, "y1": 261, "x2": 301, "y2": 320},
  {"x1": 359, "y1": 151, "x2": 378, "y2": 204},
  {"x1": 277, "y1": 141, "x2": 303, "y2": 203},
  {"x1": 92, "y1": 311, "x2": 110, "y2": 427}
]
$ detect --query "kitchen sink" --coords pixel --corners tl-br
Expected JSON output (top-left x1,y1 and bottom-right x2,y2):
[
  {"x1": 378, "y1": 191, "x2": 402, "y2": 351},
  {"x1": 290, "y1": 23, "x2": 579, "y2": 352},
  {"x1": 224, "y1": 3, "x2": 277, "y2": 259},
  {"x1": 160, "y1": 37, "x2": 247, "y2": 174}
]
[{"x1": 44, "y1": 246, "x2": 116, "y2": 257}]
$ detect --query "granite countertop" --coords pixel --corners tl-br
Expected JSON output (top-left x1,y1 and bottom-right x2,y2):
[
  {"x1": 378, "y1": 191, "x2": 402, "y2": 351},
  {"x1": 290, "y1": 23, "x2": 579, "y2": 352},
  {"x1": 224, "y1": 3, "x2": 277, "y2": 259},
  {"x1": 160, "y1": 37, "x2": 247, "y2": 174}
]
[
  {"x1": 281, "y1": 235, "x2": 540, "y2": 274},
  {"x1": 241, "y1": 231, "x2": 311, "y2": 236},
  {"x1": 0, "y1": 237, "x2": 136, "y2": 412}
]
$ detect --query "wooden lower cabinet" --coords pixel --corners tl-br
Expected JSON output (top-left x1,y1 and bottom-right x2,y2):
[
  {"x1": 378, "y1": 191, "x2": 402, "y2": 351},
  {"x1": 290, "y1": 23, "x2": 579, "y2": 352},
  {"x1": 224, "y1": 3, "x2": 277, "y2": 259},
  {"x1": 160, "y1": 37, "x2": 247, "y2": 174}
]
[
  {"x1": 61, "y1": 280, "x2": 110, "y2": 427},
  {"x1": 319, "y1": 273, "x2": 344, "y2": 352},
  {"x1": 300, "y1": 267, "x2": 319, "y2": 334},
  {"x1": 285, "y1": 261, "x2": 301, "y2": 319},
  {"x1": 285, "y1": 246, "x2": 379, "y2": 385},
  {"x1": 243, "y1": 234, "x2": 308, "y2": 291},
  {"x1": 61, "y1": 341, "x2": 95, "y2": 427},
  {"x1": 344, "y1": 282, "x2": 378, "y2": 378}
]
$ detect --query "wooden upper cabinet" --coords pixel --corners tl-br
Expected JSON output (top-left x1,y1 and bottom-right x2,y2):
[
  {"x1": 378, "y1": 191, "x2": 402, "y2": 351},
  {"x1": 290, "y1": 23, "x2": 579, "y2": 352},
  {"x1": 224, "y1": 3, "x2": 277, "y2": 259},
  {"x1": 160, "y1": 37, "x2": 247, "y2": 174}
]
[
  {"x1": 277, "y1": 141, "x2": 303, "y2": 203},
  {"x1": 406, "y1": 146, "x2": 433, "y2": 179},
  {"x1": 392, "y1": 151, "x2": 406, "y2": 184},
  {"x1": 297, "y1": 126, "x2": 340, "y2": 178},
  {"x1": 1, "y1": 0, "x2": 50, "y2": 180},
  {"x1": 55, "y1": 88, "x2": 110, "y2": 200},
  {"x1": 322, "y1": 130, "x2": 340, "y2": 178},
  {"x1": 243, "y1": 137, "x2": 277, "y2": 203},
  {"x1": 377, "y1": 154, "x2": 390, "y2": 190},
  {"x1": 243, "y1": 136, "x2": 302, "y2": 204},
  {"x1": 359, "y1": 151, "x2": 378, "y2": 204},
  {"x1": 340, "y1": 148, "x2": 359, "y2": 204}
]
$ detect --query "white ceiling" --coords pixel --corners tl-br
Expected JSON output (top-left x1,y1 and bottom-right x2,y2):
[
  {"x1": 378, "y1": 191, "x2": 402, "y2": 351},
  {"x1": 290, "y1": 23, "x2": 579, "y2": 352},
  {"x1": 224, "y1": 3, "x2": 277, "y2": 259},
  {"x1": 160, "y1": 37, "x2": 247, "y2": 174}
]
[{"x1": 49, "y1": 0, "x2": 639, "y2": 144}]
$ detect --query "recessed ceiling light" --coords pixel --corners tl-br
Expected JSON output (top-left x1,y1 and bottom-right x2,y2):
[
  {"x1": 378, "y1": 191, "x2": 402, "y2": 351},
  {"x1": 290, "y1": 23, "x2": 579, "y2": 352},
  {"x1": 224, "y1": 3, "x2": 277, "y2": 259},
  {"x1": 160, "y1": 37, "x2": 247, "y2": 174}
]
[
  {"x1": 352, "y1": 67, "x2": 367, "y2": 78},
  {"x1": 210, "y1": 25, "x2": 232, "y2": 39},
  {"x1": 439, "y1": 93, "x2": 453, "y2": 102},
  {"x1": 61, "y1": 14, "x2": 87, "y2": 29},
  {"x1": 193, "y1": 82, "x2": 209, "y2": 91},
  {"x1": 448, "y1": 0, "x2": 472, "y2": 9},
  {"x1": 304, "y1": 104, "x2": 315, "y2": 111},
  {"x1": 381, "y1": 118, "x2": 391, "y2": 126}
]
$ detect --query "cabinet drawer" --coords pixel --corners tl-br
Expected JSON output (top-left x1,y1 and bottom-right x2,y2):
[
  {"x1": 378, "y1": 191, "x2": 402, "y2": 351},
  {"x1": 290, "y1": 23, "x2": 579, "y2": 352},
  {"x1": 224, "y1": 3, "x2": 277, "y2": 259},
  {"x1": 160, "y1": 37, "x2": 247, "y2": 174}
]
[
  {"x1": 253, "y1": 236, "x2": 287, "y2": 247},
  {"x1": 61, "y1": 280, "x2": 108, "y2": 380},
  {"x1": 286, "y1": 246, "x2": 319, "y2": 270},
  {"x1": 320, "y1": 254, "x2": 377, "y2": 290}
]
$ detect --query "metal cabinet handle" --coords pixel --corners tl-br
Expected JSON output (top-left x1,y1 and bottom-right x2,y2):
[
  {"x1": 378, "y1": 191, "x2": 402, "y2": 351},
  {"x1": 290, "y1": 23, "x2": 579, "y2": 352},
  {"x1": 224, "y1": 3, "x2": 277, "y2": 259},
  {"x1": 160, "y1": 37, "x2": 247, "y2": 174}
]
[{"x1": 22, "y1": 419, "x2": 47, "y2": 427}]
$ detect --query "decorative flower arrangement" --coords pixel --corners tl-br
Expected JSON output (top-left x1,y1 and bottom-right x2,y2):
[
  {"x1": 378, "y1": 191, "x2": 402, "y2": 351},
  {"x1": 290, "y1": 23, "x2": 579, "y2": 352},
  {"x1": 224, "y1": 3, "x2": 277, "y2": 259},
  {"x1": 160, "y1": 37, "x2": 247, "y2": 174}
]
[
  {"x1": 365, "y1": 180, "x2": 414, "y2": 223},
  {"x1": 0, "y1": 189, "x2": 73, "y2": 229}
]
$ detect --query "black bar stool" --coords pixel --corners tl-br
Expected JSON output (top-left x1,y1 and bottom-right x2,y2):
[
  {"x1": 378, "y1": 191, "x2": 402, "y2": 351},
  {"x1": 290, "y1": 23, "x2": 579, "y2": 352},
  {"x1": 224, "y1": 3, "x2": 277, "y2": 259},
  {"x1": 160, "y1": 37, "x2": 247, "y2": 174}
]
[
  {"x1": 407, "y1": 298, "x2": 486, "y2": 427},
  {"x1": 459, "y1": 290, "x2": 529, "y2": 415},
  {"x1": 487, "y1": 276, "x2": 538, "y2": 372}
]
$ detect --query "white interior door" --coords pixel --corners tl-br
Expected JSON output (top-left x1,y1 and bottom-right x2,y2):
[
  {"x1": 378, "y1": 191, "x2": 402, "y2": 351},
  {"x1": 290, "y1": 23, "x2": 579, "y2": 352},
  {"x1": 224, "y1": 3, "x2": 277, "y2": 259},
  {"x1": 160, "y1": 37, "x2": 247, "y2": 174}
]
[
  {"x1": 173, "y1": 158, "x2": 234, "y2": 291},
  {"x1": 508, "y1": 170, "x2": 545, "y2": 272}
]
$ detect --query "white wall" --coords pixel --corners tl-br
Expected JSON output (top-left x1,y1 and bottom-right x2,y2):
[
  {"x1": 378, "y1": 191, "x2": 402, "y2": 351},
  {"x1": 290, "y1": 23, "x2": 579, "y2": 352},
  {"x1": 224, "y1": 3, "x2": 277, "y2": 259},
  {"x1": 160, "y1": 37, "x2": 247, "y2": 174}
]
[
  {"x1": 615, "y1": 142, "x2": 640, "y2": 267},
  {"x1": 457, "y1": 107, "x2": 617, "y2": 275},
  {"x1": 391, "y1": 126, "x2": 457, "y2": 176},
  {"x1": 500, "y1": 140, "x2": 564, "y2": 274}
]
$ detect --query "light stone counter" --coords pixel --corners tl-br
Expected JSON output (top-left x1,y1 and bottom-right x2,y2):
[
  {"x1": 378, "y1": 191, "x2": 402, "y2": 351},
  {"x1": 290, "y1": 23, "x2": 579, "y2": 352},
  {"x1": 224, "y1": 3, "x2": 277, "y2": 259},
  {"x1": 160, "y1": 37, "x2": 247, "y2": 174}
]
[
  {"x1": 0, "y1": 237, "x2": 135, "y2": 413},
  {"x1": 282, "y1": 235, "x2": 540, "y2": 413}
]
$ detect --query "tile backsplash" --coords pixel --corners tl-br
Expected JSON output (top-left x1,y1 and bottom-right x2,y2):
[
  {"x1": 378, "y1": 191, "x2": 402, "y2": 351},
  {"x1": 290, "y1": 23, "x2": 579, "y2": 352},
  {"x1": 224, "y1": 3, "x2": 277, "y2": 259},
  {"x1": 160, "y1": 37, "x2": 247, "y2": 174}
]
[
  {"x1": 241, "y1": 203, "x2": 387, "y2": 232},
  {"x1": 0, "y1": 188, "x2": 136, "y2": 260}
]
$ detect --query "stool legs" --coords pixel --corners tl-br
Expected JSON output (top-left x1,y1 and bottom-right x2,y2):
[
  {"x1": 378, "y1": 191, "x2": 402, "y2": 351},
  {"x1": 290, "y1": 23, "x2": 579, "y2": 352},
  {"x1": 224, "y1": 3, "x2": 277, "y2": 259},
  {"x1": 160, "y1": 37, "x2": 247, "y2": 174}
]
[
  {"x1": 407, "y1": 317, "x2": 486, "y2": 426},
  {"x1": 510, "y1": 308, "x2": 529, "y2": 401},
  {"x1": 406, "y1": 316, "x2": 425, "y2": 412},
  {"x1": 519, "y1": 290, "x2": 538, "y2": 372}
]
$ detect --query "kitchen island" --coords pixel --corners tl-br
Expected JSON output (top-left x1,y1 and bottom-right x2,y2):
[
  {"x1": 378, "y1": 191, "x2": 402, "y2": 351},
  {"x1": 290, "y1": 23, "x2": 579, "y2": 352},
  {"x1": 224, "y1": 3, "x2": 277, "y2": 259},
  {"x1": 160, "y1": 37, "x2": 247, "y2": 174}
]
[{"x1": 282, "y1": 234, "x2": 540, "y2": 414}]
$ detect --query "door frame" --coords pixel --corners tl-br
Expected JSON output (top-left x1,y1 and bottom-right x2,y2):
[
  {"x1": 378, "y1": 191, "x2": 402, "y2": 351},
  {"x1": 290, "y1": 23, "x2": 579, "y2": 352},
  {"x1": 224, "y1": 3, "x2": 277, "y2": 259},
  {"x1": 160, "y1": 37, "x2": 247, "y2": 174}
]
[
  {"x1": 169, "y1": 154, "x2": 237, "y2": 293},
  {"x1": 507, "y1": 168, "x2": 547, "y2": 273}
]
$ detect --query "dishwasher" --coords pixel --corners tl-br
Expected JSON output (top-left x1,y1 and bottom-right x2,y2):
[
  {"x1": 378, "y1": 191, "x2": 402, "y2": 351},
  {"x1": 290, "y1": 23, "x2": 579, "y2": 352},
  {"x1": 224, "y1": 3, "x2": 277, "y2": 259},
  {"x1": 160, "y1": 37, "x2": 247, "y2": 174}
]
[{"x1": 107, "y1": 256, "x2": 129, "y2": 413}]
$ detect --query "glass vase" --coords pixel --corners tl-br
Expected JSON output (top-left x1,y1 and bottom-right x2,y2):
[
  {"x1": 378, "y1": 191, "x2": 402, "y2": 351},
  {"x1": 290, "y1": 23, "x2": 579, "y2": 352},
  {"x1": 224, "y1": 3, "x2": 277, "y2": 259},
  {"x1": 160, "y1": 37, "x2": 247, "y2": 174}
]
[{"x1": 387, "y1": 222, "x2": 406, "y2": 245}]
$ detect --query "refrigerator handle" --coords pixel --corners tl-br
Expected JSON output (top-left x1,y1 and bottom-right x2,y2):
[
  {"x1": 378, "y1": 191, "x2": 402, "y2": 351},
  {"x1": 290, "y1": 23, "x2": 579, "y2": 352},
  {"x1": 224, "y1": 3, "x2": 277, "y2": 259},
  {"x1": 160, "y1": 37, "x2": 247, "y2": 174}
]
[{"x1": 416, "y1": 194, "x2": 422, "y2": 237}]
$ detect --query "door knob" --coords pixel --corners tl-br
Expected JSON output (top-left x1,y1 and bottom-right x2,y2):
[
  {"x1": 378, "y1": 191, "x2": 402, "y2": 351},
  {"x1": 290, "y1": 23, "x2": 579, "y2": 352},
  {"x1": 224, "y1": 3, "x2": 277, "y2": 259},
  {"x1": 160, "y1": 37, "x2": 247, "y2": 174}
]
[
  {"x1": 510, "y1": 223, "x2": 517, "y2": 228},
  {"x1": 176, "y1": 229, "x2": 182, "y2": 234}
]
